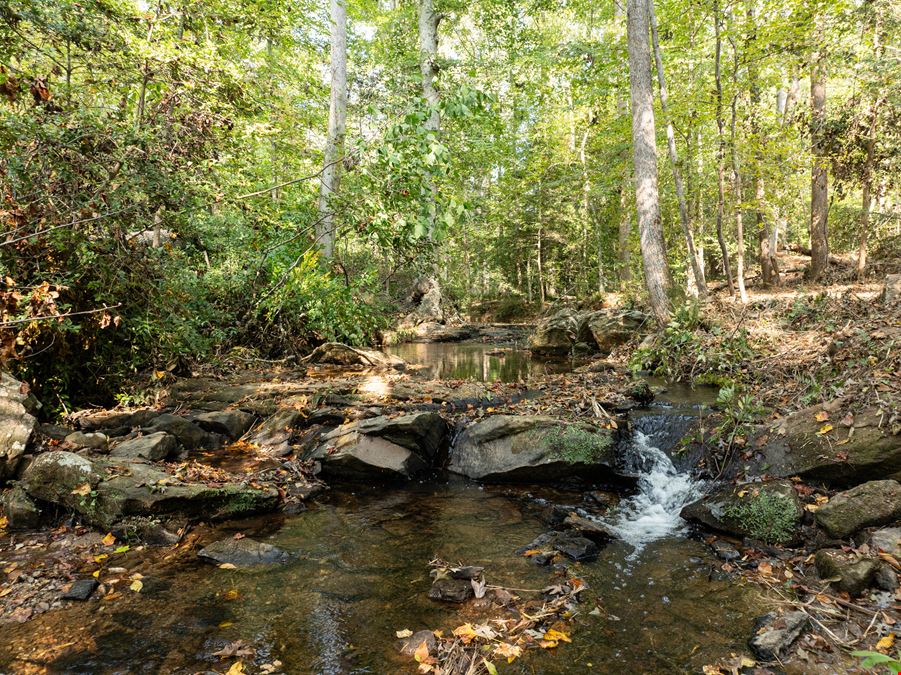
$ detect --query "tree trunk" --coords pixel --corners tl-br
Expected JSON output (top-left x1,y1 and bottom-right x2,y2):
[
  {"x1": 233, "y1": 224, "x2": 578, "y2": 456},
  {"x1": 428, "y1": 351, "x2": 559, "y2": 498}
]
[
  {"x1": 419, "y1": 0, "x2": 441, "y2": 241},
  {"x1": 808, "y1": 49, "x2": 829, "y2": 281},
  {"x1": 627, "y1": 0, "x2": 672, "y2": 324},
  {"x1": 730, "y1": 40, "x2": 748, "y2": 304},
  {"x1": 857, "y1": 14, "x2": 882, "y2": 281},
  {"x1": 714, "y1": 0, "x2": 735, "y2": 297},
  {"x1": 649, "y1": 0, "x2": 706, "y2": 300},
  {"x1": 615, "y1": 0, "x2": 632, "y2": 288},
  {"x1": 316, "y1": 0, "x2": 347, "y2": 261}
]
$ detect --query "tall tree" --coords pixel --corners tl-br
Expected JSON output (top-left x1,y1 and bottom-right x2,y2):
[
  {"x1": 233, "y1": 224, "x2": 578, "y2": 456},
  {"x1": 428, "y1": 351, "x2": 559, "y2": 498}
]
[
  {"x1": 649, "y1": 0, "x2": 706, "y2": 299},
  {"x1": 808, "y1": 21, "x2": 829, "y2": 280},
  {"x1": 627, "y1": 0, "x2": 672, "y2": 324},
  {"x1": 317, "y1": 0, "x2": 348, "y2": 261},
  {"x1": 713, "y1": 0, "x2": 735, "y2": 297},
  {"x1": 615, "y1": 0, "x2": 633, "y2": 288},
  {"x1": 730, "y1": 36, "x2": 748, "y2": 303},
  {"x1": 419, "y1": 0, "x2": 441, "y2": 241}
]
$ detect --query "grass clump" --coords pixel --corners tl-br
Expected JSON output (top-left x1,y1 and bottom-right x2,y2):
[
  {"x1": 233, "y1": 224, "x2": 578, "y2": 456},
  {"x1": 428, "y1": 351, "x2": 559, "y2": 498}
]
[
  {"x1": 724, "y1": 492, "x2": 797, "y2": 545},
  {"x1": 545, "y1": 426, "x2": 613, "y2": 464}
]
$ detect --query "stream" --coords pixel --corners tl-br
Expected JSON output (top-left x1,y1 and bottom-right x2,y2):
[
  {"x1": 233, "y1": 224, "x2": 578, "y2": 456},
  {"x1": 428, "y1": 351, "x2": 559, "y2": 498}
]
[{"x1": 0, "y1": 341, "x2": 764, "y2": 674}]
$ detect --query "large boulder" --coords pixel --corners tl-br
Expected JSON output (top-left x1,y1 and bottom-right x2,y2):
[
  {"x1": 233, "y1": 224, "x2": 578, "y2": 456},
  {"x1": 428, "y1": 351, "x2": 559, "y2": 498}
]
[
  {"x1": 0, "y1": 372, "x2": 37, "y2": 482},
  {"x1": 882, "y1": 273, "x2": 901, "y2": 305},
  {"x1": 448, "y1": 415, "x2": 619, "y2": 482},
  {"x1": 401, "y1": 276, "x2": 444, "y2": 326},
  {"x1": 141, "y1": 413, "x2": 213, "y2": 450},
  {"x1": 814, "y1": 480, "x2": 901, "y2": 539},
  {"x1": 528, "y1": 309, "x2": 584, "y2": 357},
  {"x1": 751, "y1": 403, "x2": 901, "y2": 486},
  {"x1": 310, "y1": 412, "x2": 449, "y2": 480},
  {"x1": 20, "y1": 451, "x2": 278, "y2": 528},
  {"x1": 681, "y1": 480, "x2": 803, "y2": 544},
  {"x1": 1, "y1": 486, "x2": 41, "y2": 529},
  {"x1": 586, "y1": 310, "x2": 650, "y2": 355},
  {"x1": 305, "y1": 343, "x2": 405, "y2": 370},
  {"x1": 190, "y1": 410, "x2": 255, "y2": 440}
]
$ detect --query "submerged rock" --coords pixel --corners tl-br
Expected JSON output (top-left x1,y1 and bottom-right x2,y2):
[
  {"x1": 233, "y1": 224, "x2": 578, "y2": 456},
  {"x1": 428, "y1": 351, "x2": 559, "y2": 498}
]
[
  {"x1": 110, "y1": 432, "x2": 177, "y2": 461},
  {"x1": 197, "y1": 538, "x2": 291, "y2": 567},
  {"x1": 681, "y1": 480, "x2": 803, "y2": 544},
  {"x1": 20, "y1": 451, "x2": 279, "y2": 529},
  {"x1": 448, "y1": 415, "x2": 618, "y2": 483},
  {"x1": 518, "y1": 530, "x2": 599, "y2": 563},
  {"x1": 748, "y1": 610, "x2": 808, "y2": 660},
  {"x1": 398, "y1": 630, "x2": 437, "y2": 656},
  {"x1": 311, "y1": 412, "x2": 449, "y2": 480},
  {"x1": 814, "y1": 479, "x2": 901, "y2": 539},
  {"x1": 751, "y1": 403, "x2": 901, "y2": 486},
  {"x1": 0, "y1": 372, "x2": 37, "y2": 482},
  {"x1": 61, "y1": 578, "x2": 99, "y2": 601},
  {"x1": 427, "y1": 577, "x2": 474, "y2": 603}
]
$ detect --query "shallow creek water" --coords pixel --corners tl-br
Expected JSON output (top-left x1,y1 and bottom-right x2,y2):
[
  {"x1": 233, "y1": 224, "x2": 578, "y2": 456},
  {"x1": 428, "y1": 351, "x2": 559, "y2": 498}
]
[{"x1": 0, "y1": 343, "x2": 764, "y2": 674}]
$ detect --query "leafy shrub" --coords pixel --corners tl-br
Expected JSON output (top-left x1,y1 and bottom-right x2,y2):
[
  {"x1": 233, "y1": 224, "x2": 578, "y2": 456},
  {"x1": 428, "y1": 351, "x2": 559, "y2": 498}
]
[{"x1": 724, "y1": 492, "x2": 797, "y2": 544}]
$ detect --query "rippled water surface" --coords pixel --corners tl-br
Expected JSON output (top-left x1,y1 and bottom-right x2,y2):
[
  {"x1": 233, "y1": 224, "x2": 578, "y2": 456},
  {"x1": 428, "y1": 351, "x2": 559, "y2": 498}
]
[{"x1": 1, "y1": 482, "x2": 762, "y2": 674}]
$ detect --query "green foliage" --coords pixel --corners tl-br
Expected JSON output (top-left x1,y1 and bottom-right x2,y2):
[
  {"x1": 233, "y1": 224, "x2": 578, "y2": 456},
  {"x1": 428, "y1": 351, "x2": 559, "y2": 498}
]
[
  {"x1": 629, "y1": 304, "x2": 755, "y2": 382},
  {"x1": 723, "y1": 492, "x2": 797, "y2": 545},
  {"x1": 545, "y1": 426, "x2": 613, "y2": 464},
  {"x1": 714, "y1": 382, "x2": 764, "y2": 441},
  {"x1": 851, "y1": 649, "x2": 901, "y2": 673}
]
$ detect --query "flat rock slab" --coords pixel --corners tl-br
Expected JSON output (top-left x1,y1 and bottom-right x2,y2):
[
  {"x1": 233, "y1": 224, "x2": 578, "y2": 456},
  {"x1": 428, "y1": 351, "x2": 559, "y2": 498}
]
[
  {"x1": 518, "y1": 530, "x2": 599, "y2": 563},
  {"x1": 110, "y1": 432, "x2": 177, "y2": 461},
  {"x1": 815, "y1": 479, "x2": 901, "y2": 539},
  {"x1": 748, "y1": 611, "x2": 808, "y2": 661},
  {"x1": 191, "y1": 410, "x2": 255, "y2": 439},
  {"x1": 61, "y1": 578, "x2": 99, "y2": 601},
  {"x1": 197, "y1": 538, "x2": 292, "y2": 567}
]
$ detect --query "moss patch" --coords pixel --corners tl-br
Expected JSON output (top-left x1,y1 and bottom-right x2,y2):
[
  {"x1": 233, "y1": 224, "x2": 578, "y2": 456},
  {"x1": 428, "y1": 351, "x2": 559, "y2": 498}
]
[
  {"x1": 724, "y1": 492, "x2": 798, "y2": 544},
  {"x1": 544, "y1": 426, "x2": 613, "y2": 464}
]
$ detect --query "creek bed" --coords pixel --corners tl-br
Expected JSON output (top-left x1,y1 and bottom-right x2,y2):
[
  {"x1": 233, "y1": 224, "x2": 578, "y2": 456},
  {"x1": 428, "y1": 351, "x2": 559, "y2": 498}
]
[{"x1": 0, "y1": 481, "x2": 763, "y2": 674}]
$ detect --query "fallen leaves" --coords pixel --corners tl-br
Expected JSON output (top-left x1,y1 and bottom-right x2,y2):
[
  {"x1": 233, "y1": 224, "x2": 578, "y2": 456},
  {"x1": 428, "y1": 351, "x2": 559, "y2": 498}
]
[
  {"x1": 101, "y1": 532, "x2": 116, "y2": 546},
  {"x1": 129, "y1": 579, "x2": 143, "y2": 593},
  {"x1": 876, "y1": 633, "x2": 895, "y2": 653},
  {"x1": 817, "y1": 423, "x2": 833, "y2": 435},
  {"x1": 396, "y1": 629, "x2": 413, "y2": 638}
]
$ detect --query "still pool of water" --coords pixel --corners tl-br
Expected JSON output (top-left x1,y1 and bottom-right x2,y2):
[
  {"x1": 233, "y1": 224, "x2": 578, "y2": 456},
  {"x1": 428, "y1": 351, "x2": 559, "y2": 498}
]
[
  {"x1": 1, "y1": 483, "x2": 762, "y2": 674},
  {"x1": 385, "y1": 342, "x2": 578, "y2": 383}
]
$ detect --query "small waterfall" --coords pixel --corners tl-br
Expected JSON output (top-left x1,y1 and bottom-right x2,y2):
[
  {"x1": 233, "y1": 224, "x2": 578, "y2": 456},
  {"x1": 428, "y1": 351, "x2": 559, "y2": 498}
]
[{"x1": 602, "y1": 430, "x2": 703, "y2": 554}]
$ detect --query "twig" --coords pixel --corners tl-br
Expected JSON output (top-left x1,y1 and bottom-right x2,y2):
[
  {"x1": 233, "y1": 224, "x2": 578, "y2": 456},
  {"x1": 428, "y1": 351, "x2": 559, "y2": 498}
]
[{"x1": 1, "y1": 304, "x2": 122, "y2": 327}]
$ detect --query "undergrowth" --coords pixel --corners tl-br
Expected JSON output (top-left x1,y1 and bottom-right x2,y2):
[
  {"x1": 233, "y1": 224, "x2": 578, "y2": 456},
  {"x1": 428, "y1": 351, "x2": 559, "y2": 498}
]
[
  {"x1": 545, "y1": 426, "x2": 612, "y2": 464},
  {"x1": 724, "y1": 492, "x2": 797, "y2": 544}
]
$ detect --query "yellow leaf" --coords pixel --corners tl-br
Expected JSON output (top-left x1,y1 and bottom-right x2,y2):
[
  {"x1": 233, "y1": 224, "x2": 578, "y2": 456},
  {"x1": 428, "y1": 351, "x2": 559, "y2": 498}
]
[
  {"x1": 218, "y1": 621, "x2": 233, "y2": 628},
  {"x1": 452, "y1": 624, "x2": 478, "y2": 643},
  {"x1": 94, "y1": 554, "x2": 108, "y2": 563},
  {"x1": 71, "y1": 483, "x2": 92, "y2": 497},
  {"x1": 494, "y1": 642, "x2": 522, "y2": 663},
  {"x1": 223, "y1": 589, "x2": 239, "y2": 601},
  {"x1": 876, "y1": 633, "x2": 895, "y2": 653},
  {"x1": 814, "y1": 411, "x2": 829, "y2": 422},
  {"x1": 737, "y1": 490, "x2": 747, "y2": 498},
  {"x1": 543, "y1": 628, "x2": 571, "y2": 643},
  {"x1": 739, "y1": 657, "x2": 757, "y2": 668},
  {"x1": 817, "y1": 424, "x2": 833, "y2": 435},
  {"x1": 113, "y1": 545, "x2": 130, "y2": 554},
  {"x1": 878, "y1": 552, "x2": 901, "y2": 570},
  {"x1": 92, "y1": 570, "x2": 101, "y2": 578},
  {"x1": 396, "y1": 629, "x2": 413, "y2": 638},
  {"x1": 129, "y1": 579, "x2": 143, "y2": 593},
  {"x1": 101, "y1": 532, "x2": 116, "y2": 546},
  {"x1": 758, "y1": 561, "x2": 773, "y2": 576},
  {"x1": 522, "y1": 549, "x2": 542, "y2": 557},
  {"x1": 219, "y1": 563, "x2": 237, "y2": 570},
  {"x1": 0, "y1": 515, "x2": 7, "y2": 529},
  {"x1": 225, "y1": 663, "x2": 245, "y2": 675}
]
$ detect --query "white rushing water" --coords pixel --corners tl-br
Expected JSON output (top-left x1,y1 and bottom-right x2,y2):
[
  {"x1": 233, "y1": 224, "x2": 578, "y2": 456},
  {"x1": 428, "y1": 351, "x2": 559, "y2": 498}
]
[{"x1": 602, "y1": 430, "x2": 704, "y2": 554}]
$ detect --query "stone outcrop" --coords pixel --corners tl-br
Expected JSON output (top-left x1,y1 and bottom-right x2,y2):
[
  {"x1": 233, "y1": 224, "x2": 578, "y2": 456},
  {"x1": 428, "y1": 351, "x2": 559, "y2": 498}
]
[
  {"x1": 110, "y1": 432, "x2": 178, "y2": 461},
  {"x1": 587, "y1": 310, "x2": 651, "y2": 355},
  {"x1": 528, "y1": 309, "x2": 583, "y2": 357},
  {"x1": 528, "y1": 308, "x2": 650, "y2": 357},
  {"x1": 20, "y1": 451, "x2": 278, "y2": 528},
  {"x1": 197, "y1": 538, "x2": 291, "y2": 567},
  {"x1": 814, "y1": 479, "x2": 901, "y2": 539},
  {"x1": 310, "y1": 412, "x2": 449, "y2": 480},
  {"x1": 748, "y1": 611, "x2": 808, "y2": 661},
  {"x1": 448, "y1": 415, "x2": 619, "y2": 482},
  {"x1": 0, "y1": 372, "x2": 36, "y2": 482},
  {"x1": 750, "y1": 403, "x2": 901, "y2": 486},
  {"x1": 814, "y1": 549, "x2": 897, "y2": 596}
]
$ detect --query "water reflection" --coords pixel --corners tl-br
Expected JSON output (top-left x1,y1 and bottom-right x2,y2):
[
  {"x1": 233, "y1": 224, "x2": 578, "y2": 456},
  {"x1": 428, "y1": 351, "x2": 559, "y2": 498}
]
[{"x1": 385, "y1": 342, "x2": 575, "y2": 383}]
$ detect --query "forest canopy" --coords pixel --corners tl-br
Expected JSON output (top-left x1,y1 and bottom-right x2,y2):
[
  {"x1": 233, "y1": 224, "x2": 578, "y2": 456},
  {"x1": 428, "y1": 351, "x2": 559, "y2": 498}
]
[{"x1": 1, "y1": 0, "x2": 899, "y2": 407}]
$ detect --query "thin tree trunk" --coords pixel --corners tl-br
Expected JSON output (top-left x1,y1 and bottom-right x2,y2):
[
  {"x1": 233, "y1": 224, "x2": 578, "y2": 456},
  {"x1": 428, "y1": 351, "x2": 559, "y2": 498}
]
[
  {"x1": 615, "y1": 0, "x2": 632, "y2": 288},
  {"x1": 857, "y1": 14, "x2": 883, "y2": 281},
  {"x1": 649, "y1": 0, "x2": 706, "y2": 300},
  {"x1": 316, "y1": 0, "x2": 347, "y2": 261},
  {"x1": 808, "y1": 39, "x2": 829, "y2": 281},
  {"x1": 627, "y1": 0, "x2": 672, "y2": 324},
  {"x1": 419, "y1": 0, "x2": 441, "y2": 241},
  {"x1": 730, "y1": 39, "x2": 748, "y2": 303},
  {"x1": 579, "y1": 125, "x2": 603, "y2": 293},
  {"x1": 714, "y1": 0, "x2": 735, "y2": 296},
  {"x1": 151, "y1": 206, "x2": 164, "y2": 248}
]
